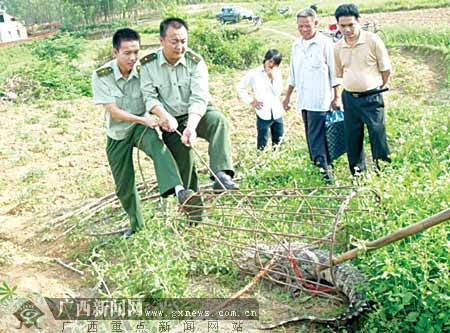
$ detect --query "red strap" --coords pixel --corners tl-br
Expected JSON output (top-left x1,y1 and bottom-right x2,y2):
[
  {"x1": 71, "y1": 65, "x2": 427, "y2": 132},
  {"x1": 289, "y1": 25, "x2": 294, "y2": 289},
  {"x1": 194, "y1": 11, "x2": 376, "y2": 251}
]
[{"x1": 288, "y1": 254, "x2": 338, "y2": 295}]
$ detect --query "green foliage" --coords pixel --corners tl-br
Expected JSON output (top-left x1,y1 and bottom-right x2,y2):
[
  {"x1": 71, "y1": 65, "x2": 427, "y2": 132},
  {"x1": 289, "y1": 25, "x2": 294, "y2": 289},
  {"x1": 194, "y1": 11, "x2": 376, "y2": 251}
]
[
  {"x1": 87, "y1": 211, "x2": 193, "y2": 298},
  {"x1": 94, "y1": 43, "x2": 114, "y2": 67},
  {"x1": 383, "y1": 25, "x2": 450, "y2": 49},
  {"x1": 1, "y1": 32, "x2": 91, "y2": 101},
  {"x1": 0, "y1": 254, "x2": 12, "y2": 267},
  {"x1": 28, "y1": 33, "x2": 85, "y2": 62},
  {"x1": 189, "y1": 23, "x2": 263, "y2": 71},
  {"x1": 22, "y1": 168, "x2": 45, "y2": 184},
  {"x1": 137, "y1": 26, "x2": 160, "y2": 35},
  {"x1": 0, "y1": 281, "x2": 17, "y2": 302},
  {"x1": 61, "y1": 20, "x2": 132, "y2": 38},
  {"x1": 257, "y1": 2, "x2": 286, "y2": 22},
  {"x1": 161, "y1": 3, "x2": 187, "y2": 20},
  {"x1": 342, "y1": 94, "x2": 449, "y2": 332},
  {"x1": 383, "y1": 25, "x2": 450, "y2": 87},
  {"x1": 6, "y1": 61, "x2": 91, "y2": 101},
  {"x1": 0, "y1": 44, "x2": 32, "y2": 82}
]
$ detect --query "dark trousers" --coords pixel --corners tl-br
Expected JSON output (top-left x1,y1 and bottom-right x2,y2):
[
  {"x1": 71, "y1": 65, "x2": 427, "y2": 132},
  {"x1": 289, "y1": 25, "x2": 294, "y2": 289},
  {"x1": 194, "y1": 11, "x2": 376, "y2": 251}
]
[
  {"x1": 301, "y1": 110, "x2": 330, "y2": 169},
  {"x1": 162, "y1": 105, "x2": 234, "y2": 192},
  {"x1": 342, "y1": 90, "x2": 391, "y2": 175},
  {"x1": 256, "y1": 115, "x2": 284, "y2": 150}
]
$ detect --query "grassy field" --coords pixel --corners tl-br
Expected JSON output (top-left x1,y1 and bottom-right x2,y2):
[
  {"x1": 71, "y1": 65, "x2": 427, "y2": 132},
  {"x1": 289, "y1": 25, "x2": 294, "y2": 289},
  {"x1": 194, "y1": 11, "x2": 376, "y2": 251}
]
[{"x1": 0, "y1": 1, "x2": 449, "y2": 332}]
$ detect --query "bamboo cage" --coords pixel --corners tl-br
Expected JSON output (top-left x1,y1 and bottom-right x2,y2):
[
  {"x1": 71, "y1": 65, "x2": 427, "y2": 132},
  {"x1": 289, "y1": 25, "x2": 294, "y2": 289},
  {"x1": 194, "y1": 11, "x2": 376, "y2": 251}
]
[
  {"x1": 173, "y1": 186, "x2": 381, "y2": 300},
  {"x1": 60, "y1": 181, "x2": 381, "y2": 298}
]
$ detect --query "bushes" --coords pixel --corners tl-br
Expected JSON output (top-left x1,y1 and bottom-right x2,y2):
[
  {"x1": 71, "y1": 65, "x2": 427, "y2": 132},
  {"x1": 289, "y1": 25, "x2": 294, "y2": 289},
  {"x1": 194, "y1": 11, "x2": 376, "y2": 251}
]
[
  {"x1": 61, "y1": 20, "x2": 131, "y2": 37},
  {"x1": 7, "y1": 62, "x2": 91, "y2": 101},
  {"x1": 189, "y1": 23, "x2": 263, "y2": 72},
  {"x1": 137, "y1": 26, "x2": 159, "y2": 34},
  {"x1": 2, "y1": 33, "x2": 91, "y2": 101},
  {"x1": 28, "y1": 33, "x2": 84, "y2": 61}
]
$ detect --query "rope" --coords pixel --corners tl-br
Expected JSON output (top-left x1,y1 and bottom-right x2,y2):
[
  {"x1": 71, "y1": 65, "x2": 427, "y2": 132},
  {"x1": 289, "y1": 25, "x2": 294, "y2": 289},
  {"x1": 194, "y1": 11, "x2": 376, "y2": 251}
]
[{"x1": 288, "y1": 252, "x2": 339, "y2": 295}]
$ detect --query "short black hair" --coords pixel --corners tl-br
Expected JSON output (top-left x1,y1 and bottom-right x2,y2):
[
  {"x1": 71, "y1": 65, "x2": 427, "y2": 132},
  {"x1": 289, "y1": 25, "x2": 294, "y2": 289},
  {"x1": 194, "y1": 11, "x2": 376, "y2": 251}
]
[
  {"x1": 160, "y1": 17, "x2": 188, "y2": 37},
  {"x1": 334, "y1": 3, "x2": 360, "y2": 21},
  {"x1": 263, "y1": 49, "x2": 282, "y2": 65},
  {"x1": 112, "y1": 28, "x2": 140, "y2": 50}
]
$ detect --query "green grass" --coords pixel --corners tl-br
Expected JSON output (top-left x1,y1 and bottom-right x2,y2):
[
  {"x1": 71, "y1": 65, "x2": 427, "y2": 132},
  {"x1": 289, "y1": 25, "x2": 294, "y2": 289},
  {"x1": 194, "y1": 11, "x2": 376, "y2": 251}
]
[
  {"x1": 383, "y1": 25, "x2": 450, "y2": 86},
  {"x1": 0, "y1": 44, "x2": 34, "y2": 82},
  {"x1": 384, "y1": 25, "x2": 450, "y2": 50}
]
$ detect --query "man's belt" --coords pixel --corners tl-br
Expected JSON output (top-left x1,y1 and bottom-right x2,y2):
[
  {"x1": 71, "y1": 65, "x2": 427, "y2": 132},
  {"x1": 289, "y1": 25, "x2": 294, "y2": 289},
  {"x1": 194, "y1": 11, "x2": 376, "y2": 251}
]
[{"x1": 346, "y1": 87, "x2": 389, "y2": 98}]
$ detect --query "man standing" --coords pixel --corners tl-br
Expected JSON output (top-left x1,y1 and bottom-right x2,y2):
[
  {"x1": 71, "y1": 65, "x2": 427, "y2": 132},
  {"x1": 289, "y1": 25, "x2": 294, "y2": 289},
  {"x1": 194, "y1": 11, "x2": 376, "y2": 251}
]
[
  {"x1": 236, "y1": 49, "x2": 284, "y2": 151},
  {"x1": 140, "y1": 17, "x2": 238, "y2": 192},
  {"x1": 334, "y1": 4, "x2": 392, "y2": 175},
  {"x1": 283, "y1": 7, "x2": 340, "y2": 183},
  {"x1": 92, "y1": 28, "x2": 196, "y2": 238}
]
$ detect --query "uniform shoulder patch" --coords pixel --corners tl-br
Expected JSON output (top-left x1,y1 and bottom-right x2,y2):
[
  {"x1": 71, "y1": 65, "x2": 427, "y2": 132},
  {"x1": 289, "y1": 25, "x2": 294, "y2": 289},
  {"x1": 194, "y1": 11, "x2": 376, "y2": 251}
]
[
  {"x1": 140, "y1": 52, "x2": 157, "y2": 65},
  {"x1": 95, "y1": 66, "x2": 113, "y2": 77},
  {"x1": 185, "y1": 50, "x2": 202, "y2": 63}
]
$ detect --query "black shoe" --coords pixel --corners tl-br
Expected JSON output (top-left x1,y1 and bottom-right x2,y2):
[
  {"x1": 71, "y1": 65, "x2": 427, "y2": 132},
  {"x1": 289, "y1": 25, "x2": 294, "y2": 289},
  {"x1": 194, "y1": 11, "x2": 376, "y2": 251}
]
[
  {"x1": 177, "y1": 189, "x2": 203, "y2": 216},
  {"x1": 177, "y1": 189, "x2": 194, "y2": 205},
  {"x1": 123, "y1": 228, "x2": 135, "y2": 239},
  {"x1": 213, "y1": 172, "x2": 239, "y2": 191}
]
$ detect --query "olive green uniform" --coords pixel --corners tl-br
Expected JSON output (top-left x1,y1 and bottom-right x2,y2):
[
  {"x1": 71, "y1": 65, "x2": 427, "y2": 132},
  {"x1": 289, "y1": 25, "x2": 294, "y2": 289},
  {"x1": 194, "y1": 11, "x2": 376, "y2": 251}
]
[
  {"x1": 140, "y1": 48, "x2": 234, "y2": 191},
  {"x1": 92, "y1": 59, "x2": 182, "y2": 231}
]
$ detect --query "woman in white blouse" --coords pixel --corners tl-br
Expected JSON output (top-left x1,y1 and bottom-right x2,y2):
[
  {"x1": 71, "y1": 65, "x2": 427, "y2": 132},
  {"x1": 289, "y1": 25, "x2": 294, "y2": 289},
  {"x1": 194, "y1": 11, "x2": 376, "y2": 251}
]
[{"x1": 237, "y1": 49, "x2": 284, "y2": 150}]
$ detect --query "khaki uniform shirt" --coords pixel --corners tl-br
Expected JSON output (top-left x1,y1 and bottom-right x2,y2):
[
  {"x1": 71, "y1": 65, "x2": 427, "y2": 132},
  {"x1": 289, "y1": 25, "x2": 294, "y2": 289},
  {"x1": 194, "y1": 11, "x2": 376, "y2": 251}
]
[
  {"x1": 334, "y1": 30, "x2": 391, "y2": 92},
  {"x1": 91, "y1": 59, "x2": 146, "y2": 140},
  {"x1": 140, "y1": 48, "x2": 210, "y2": 118}
]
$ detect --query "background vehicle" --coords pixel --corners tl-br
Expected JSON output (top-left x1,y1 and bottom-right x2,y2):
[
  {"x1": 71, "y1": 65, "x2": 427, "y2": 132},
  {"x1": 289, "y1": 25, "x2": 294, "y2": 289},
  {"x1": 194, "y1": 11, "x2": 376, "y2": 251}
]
[{"x1": 216, "y1": 6, "x2": 253, "y2": 23}]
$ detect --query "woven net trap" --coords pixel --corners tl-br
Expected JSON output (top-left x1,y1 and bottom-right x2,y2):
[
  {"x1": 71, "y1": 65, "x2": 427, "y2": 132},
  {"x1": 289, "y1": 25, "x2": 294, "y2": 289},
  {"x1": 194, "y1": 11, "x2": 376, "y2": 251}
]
[
  {"x1": 64, "y1": 183, "x2": 381, "y2": 328},
  {"x1": 180, "y1": 187, "x2": 380, "y2": 288}
]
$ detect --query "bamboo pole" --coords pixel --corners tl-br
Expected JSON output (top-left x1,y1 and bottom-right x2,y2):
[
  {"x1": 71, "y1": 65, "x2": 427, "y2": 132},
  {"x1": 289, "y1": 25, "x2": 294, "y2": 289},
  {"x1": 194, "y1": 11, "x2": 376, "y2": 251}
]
[{"x1": 322, "y1": 208, "x2": 450, "y2": 270}]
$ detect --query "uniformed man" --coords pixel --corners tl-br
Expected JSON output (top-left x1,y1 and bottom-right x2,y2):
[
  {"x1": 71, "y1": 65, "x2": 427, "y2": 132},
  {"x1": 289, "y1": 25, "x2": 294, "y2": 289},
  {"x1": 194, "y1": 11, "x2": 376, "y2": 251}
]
[
  {"x1": 92, "y1": 28, "x2": 198, "y2": 238},
  {"x1": 140, "y1": 17, "x2": 238, "y2": 192}
]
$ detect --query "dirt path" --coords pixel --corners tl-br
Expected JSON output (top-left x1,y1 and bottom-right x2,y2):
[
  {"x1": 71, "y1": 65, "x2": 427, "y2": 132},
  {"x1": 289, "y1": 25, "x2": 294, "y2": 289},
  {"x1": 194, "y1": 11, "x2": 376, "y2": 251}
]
[
  {"x1": 261, "y1": 27, "x2": 296, "y2": 40},
  {"x1": 0, "y1": 100, "x2": 105, "y2": 331}
]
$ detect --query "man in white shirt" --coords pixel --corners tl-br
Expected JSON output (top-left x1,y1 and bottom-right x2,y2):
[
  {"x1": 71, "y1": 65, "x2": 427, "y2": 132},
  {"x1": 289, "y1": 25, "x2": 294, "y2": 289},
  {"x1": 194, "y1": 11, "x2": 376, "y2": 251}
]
[
  {"x1": 237, "y1": 49, "x2": 284, "y2": 150},
  {"x1": 283, "y1": 7, "x2": 340, "y2": 182}
]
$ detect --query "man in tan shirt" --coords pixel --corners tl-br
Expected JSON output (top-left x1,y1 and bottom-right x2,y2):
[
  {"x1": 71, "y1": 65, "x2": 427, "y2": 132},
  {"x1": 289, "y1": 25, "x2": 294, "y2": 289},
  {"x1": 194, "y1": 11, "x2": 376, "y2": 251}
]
[{"x1": 334, "y1": 3, "x2": 391, "y2": 175}]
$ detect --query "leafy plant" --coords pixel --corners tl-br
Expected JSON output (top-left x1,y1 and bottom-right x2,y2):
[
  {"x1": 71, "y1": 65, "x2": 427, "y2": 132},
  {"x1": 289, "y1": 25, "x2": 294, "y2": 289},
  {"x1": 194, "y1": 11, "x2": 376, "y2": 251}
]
[
  {"x1": 6, "y1": 61, "x2": 91, "y2": 101},
  {"x1": 189, "y1": 23, "x2": 263, "y2": 71},
  {"x1": 0, "y1": 281, "x2": 17, "y2": 302},
  {"x1": 28, "y1": 33, "x2": 85, "y2": 62},
  {"x1": 137, "y1": 26, "x2": 160, "y2": 35}
]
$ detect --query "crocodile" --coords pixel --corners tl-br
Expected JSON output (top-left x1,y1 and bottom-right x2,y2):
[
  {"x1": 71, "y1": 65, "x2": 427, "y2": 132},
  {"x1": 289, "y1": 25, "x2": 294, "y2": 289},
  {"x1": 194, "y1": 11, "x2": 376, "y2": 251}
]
[{"x1": 236, "y1": 242, "x2": 370, "y2": 330}]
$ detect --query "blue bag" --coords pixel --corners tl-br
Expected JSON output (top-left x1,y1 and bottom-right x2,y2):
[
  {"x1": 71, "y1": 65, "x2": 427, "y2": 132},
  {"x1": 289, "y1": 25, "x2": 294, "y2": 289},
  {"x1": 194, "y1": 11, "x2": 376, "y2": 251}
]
[{"x1": 325, "y1": 110, "x2": 346, "y2": 162}]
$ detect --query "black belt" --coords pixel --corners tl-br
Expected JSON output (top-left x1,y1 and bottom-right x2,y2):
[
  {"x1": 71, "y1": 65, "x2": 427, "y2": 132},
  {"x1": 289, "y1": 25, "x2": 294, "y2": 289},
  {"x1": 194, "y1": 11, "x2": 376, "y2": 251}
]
[{"x1": 346, "y1": 87, "x2": 389, "y2": 98}]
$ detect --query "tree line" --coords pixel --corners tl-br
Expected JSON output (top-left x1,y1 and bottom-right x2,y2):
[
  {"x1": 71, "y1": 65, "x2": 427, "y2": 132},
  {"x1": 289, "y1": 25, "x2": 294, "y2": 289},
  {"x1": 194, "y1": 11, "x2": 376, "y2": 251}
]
[{"x1": 0, "y1": 0, "x2": 210, "y2": 27}]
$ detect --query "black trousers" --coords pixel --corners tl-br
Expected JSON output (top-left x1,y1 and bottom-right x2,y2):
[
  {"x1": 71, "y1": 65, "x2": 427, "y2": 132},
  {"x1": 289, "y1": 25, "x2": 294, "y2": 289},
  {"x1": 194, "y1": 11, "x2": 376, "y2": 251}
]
[
  {"x1": 342, "y1": 90, "x2": 391, "y2": 175},
  {"x1": 301, "y1": 110, "x2": 330, "y2": 169},
  {"x1": 256, "y1": 115, "x2": 284, "y2": 150}
]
